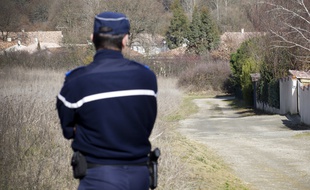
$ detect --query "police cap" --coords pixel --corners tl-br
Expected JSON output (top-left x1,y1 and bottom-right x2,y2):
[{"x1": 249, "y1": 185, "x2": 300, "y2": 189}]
[{"x1": 94, "y1": 12, "x2": 130, "y2": 35}]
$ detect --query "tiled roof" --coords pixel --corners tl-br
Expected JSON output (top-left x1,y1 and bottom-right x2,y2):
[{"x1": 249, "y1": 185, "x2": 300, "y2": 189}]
[
  {"x1": 289, "y1": 70, "x2": 310, "y2": 79},
  {"x1": 157, "y1": 47, "x2": 186, "y2": 57},
  {"x1": 1, "y1": 31, "x2": 63, "y2": 51},
  {"x1": 0, "y1": 41, "x2": 16, "y2": 51},
  {"x1": 123, "y1": 47, "x2": 143, "y2": 57}
]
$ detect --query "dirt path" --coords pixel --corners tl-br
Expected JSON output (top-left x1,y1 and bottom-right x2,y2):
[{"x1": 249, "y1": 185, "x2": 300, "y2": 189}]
[{"x1": 178, "y1": 97, "x2": 310, "y2": 190}]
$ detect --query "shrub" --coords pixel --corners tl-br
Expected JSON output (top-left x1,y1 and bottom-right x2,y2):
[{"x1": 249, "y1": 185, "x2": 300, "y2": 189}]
[
  {"x1": 257, "y1": 79, "x2": 280, "y2": 109},
  {"x1": 240, "y1": 57, "x2": 258, "y2": 105},
  {"x1": 0, "y1": 68, "x2": 77, "y2": 189},
  {"x1": 230, "y1": 38, "x2": 262, "y2": 105},
  {"x1": 0, "y1": 46, "x2": 93, "y2": 70},
  {"x1": 177, "y1": 59, "x2": 231, "y2": 93},
  {"x1": 268, "y1": 79, "x2": 280, "y2": 108}
]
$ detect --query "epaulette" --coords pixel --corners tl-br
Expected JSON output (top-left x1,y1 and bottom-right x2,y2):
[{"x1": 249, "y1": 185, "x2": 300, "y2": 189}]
[
  {"x1": 144, "y1": 65, "x2": 150, "y2": 70},
  {"x1": 65, "y1": 66, "x2": 85, "y2": 77}
]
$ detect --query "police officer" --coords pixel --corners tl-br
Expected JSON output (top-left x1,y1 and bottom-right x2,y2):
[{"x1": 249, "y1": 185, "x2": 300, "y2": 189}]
[{"x1": 56, "y1": 11, "x2": 158, "y2": 190}]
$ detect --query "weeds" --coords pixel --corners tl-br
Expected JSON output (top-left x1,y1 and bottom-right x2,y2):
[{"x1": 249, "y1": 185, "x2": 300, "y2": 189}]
[
  {"x1": 164, "y1": 95, "x2": 201, "y2": 122},
  {"x1": 0, "y1": 46, "x2": 92, "y2": 71},
  {"x1": 177, "y1": 60, "x2": 231, "y2": 93},
  {"x1": 131, "y1": 54, "x2": 233, "y2": 94},
  {"x1": 294, "y1": 132, "x2": 310, "y2": 139},
  {"x1": 0, "y1": 67, "x2": 76, "y2": 189}
]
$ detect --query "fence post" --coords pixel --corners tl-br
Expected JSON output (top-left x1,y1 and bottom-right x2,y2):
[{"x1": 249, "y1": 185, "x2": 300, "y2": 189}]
[{"x1": 250, "y1": 73, "x2": 261, "y2": 109}]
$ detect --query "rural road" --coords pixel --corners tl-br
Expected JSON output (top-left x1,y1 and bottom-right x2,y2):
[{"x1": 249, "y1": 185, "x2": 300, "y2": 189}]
[{"x1": 178, "y1": 96, "x2": 310, "y2": 190}]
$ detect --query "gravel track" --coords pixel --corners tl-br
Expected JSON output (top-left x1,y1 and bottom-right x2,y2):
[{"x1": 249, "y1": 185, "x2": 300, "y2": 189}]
[{"x1": 178, "y1": 97, "x2": 310, "y2": 190}]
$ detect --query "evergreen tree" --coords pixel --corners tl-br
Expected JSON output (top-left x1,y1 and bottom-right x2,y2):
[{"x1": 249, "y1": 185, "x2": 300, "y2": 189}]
[
  {"x1": 187, "y1": 7, "x2": 202, "y2": 54},
  {"x1": 230, "y1": 38, "x2": 262, "y2": 105},
  {"x1": 166, "y1": 0, "x2": 189, "y2": 49},
  {"x1": 200, "y1": 6, "x2": 220, "y2": 50},
  {"x1": 187, "y1": 6, "x2": 220, "y2": 54}
]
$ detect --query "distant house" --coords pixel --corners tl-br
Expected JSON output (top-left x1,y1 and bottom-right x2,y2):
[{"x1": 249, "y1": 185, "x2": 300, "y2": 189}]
[
  {"x1": 130, "y1": 30, "x2": 264, "y2": 58},
  {"x1": 131, "y1": 41, "x2": 146, "y2": 54},
  {"x1": 130, "y1": 33, "x2": 167, "y2": 55},
  {"x1": 0, "y1": 31, "x2": 63, "y2": 54}
]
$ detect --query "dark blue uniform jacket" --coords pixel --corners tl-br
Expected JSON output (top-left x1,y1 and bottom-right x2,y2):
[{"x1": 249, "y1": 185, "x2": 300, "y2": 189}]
[{"x1": 57, "y1": 49, "x2": 157, "y2": 165}]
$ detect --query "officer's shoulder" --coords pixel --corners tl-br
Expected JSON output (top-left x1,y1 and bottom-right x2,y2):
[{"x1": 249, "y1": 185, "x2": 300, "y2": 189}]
[
  {"x1": 130, "y1": 60, "x2": 151, "y2": 71},
  {"x1": 65, "y1": 66, "x2": 85, "y2": 77}
]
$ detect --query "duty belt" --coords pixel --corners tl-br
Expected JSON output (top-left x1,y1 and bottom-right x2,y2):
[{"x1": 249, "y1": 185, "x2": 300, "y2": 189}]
[{"x1": 87, "y1": 162, "x2": 147, "y2": 169}]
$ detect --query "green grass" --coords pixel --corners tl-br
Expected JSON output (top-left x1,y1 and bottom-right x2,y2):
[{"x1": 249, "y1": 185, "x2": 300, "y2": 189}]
[
  {"x1": 294, "y1": 132, "x2": 310, "y2": 139},
  {"x1": 161, "y1": 95, "x2": 251, "y2": 190},
  {"x1": 168, "y1": 130, "x2": 251, "y2": 190},
  {"x1": 164, "y1": 95, "x2": 205, "y2": 121}
]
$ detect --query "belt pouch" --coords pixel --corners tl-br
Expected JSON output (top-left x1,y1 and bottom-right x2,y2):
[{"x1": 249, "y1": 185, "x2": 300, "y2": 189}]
[{"x1": 71, "y1": 151, "x2": 87, "y2": 179}]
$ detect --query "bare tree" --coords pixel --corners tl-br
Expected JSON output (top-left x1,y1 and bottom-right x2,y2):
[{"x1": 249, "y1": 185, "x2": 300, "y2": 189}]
[
  {"x1": 54, "y1": 0, "x2": 98, "y2": 43},
  {"x1": 260, "y1": 0, "x2": 310, "y2": 63},
  {"x1": 199, "y1": 0, "x2": 255, "y2": 32},
  {"x1": 0, "y1": 0, "x2": 21, "y2": 41},
  {"x1": 181, "y1": 0, "x2": 195, "y2": 14},
  {"x1": 101, "y1": 0, "x2": 166, "y2": 46}
]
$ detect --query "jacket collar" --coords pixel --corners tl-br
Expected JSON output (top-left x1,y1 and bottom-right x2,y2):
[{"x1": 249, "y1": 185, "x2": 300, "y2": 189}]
[{"x1": 93, "y1": 49, "x2": 124, "y2": 61}]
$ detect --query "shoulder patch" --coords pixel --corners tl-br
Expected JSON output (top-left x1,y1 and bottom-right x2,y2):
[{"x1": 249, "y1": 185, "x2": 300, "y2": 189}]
[
  {"x1": 144, "y1": 65, "x2": 150, "y2": 70},
  {"x1": 65, "y1": 66, "x2": 85, "y2": 77}
]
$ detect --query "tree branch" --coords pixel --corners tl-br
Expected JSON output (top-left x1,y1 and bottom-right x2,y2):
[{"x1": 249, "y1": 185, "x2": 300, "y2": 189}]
[{"x1": 259, "y1": 0, "x2": 310, "y2": 56}]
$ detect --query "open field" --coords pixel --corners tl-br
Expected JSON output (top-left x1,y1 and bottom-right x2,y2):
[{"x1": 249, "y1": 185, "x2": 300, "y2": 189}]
[{"x1": 0, "y1": 66, "x2": 249, "y2": 189}]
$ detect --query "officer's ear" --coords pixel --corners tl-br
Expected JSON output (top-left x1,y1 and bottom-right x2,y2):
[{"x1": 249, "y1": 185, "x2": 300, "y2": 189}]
[
  {"x1": 122, "y1": 34, "x2": 128, "y2": 49},
  {"x1": 90, "y1": 34, "x2": 93, "y2": 42}
]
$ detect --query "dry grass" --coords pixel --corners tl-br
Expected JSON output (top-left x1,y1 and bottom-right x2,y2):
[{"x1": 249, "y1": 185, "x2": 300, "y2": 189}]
[
  {"x1": 0, "y1": 67, "x2": 249, "y2": 189},
  {"x1": 0, "y1": 67, "x2": 77, "y2": 189}
]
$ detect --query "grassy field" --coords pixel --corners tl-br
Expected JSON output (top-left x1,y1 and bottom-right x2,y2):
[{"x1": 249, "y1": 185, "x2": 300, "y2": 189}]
[{"x1": 0, "y1": 66, "x2": 250, "y2": 189}]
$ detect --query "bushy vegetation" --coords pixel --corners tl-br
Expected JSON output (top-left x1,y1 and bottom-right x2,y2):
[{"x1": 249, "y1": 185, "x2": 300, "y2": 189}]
[
  {"x1": 0, "y1": 67, "x2": 75, "y2": 189},
  {"x1": 0, "y1": 46, "x2": 93, "y2": 70},
  {"x1": 177, "y1": 59, "x2": 231, "y2": 93},
  {"x1": 230, "y1": 38, "x2": 262, "y2": 105},
  {"x1": 130, "y1": 54, "x2": 232, "y2": 94},
  {"x1": 229, "y1": 34, "x2": 302, "y2": 107},
  {"x1": 1, "y1": 47, "x2": 232, "y2": 96}
]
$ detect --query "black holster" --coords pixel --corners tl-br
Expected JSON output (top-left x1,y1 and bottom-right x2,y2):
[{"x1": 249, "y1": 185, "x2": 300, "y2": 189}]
[
  {"x1": 148, "y1": 148, "x2": 161, "y2": 189},
  {"x1": 71, "y1": 151, "x2": 87, "y2": 179}
]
